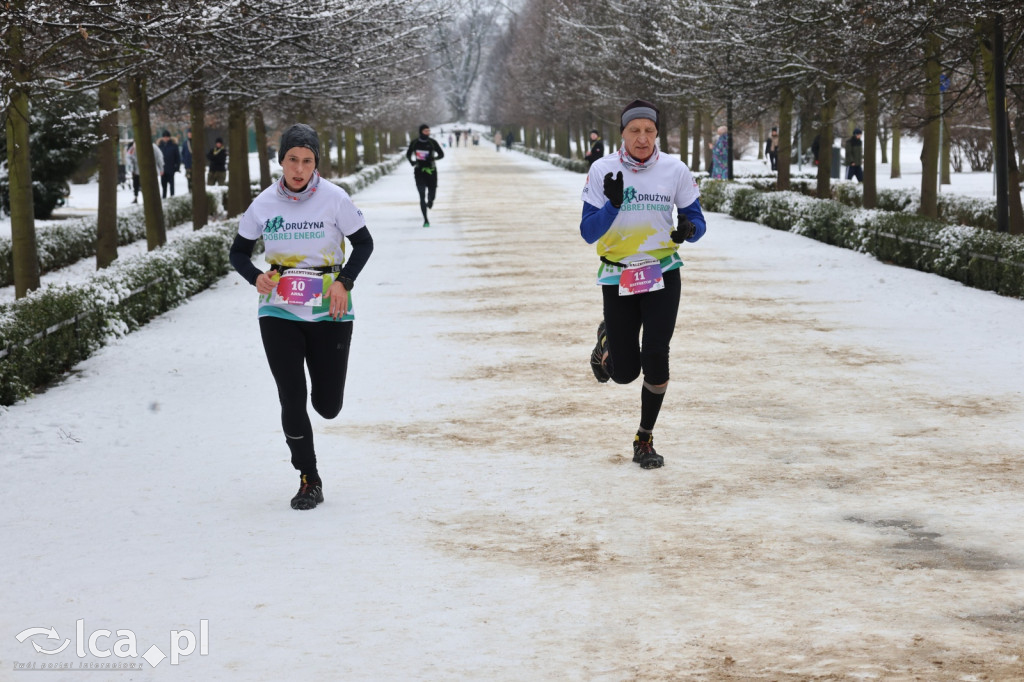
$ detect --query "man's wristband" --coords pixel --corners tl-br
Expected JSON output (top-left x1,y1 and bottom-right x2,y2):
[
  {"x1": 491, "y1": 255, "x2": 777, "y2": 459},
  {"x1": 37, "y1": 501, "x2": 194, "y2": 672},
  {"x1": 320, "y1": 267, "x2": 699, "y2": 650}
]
[{"x1": 336, "y1": 276, "x2": 354, "y2": 291}]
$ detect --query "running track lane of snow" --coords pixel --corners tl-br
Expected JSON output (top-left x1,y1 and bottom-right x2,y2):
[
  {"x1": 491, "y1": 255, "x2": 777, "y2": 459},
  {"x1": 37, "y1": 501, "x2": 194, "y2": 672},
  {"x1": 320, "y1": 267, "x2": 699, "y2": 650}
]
[{"x1": 2, "y1": 144, "x2": 1023, "y2": 680}]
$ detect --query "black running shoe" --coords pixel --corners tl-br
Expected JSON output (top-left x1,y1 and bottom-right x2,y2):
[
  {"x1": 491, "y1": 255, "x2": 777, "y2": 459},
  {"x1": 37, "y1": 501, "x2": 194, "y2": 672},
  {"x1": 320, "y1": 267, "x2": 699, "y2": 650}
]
[
  {"x1": 290, "y1": 475, "x2": 324, "y2": 510},
  {"x1": 590, "y1": 321, "x2": 610, "y2": 383},
  {"x1": 632, "y1": 433, "x2": 664, "y2": 469}
]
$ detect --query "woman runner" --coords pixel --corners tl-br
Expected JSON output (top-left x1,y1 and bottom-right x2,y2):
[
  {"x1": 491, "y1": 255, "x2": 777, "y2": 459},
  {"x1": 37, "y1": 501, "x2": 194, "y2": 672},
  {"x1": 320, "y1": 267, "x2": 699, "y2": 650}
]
[
  {"x1": 230, "y1": 123, "x2": 374, "y2": 509},
  {"x1": 580, "y1": 99, "x2": 707, "y2": 469}
]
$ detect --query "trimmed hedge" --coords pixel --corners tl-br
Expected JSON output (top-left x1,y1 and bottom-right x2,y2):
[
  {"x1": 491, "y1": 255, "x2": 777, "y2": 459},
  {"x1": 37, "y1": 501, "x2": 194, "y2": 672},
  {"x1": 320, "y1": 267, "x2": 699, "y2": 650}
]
[
  {"x1": 744, "y1": 178, "x2": 1005, "y2": 233},
  {"x1": 0, "y1": 191, "x2": 220, "y2": 287},
  {"x1": 0, "y1": 220, "x2": 242, "y2": 405},
  {"x1": 700, "y1": 180, "x2": 1024, "y2": 299},
  {"x1": 330, "y1": 154, "x2": 405, "y2": 193},
  {"x1": 0, "y1": 155, "x2": 404, "y2": 405},
  {"x1": 513, "y1": 145, "x2": 590, "y2": 173}
]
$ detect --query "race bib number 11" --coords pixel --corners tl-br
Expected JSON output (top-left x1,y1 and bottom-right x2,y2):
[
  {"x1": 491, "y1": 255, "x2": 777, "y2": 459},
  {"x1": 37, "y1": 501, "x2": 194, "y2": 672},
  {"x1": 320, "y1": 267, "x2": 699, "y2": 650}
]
[
  {"x1": 273, "y1": 269, "x2": 324, "y2": 307},
  {"x1": 618, "y1": 258, "x2": 664, "y2": 296}
]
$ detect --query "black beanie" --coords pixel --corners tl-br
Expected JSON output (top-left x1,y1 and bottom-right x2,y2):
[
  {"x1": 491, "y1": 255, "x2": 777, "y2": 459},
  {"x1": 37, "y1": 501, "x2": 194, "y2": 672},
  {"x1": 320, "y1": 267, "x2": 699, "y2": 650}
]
[
  {"x1": 418, "y1": 123, "x2": 430, "y2": 136},
  {"x1": 620, "y1": 99, "x2": 660, "y2": 132},
  {"x1": 278, "y1": 123, "x2": 320, "y2": 165}
]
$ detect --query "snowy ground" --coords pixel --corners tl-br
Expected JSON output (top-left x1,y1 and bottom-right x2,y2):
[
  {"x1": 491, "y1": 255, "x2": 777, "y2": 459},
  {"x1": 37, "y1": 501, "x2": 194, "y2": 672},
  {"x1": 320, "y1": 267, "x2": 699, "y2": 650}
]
[{"x1": 2, "y1": 140, "x2": 1023, "y2": 680}]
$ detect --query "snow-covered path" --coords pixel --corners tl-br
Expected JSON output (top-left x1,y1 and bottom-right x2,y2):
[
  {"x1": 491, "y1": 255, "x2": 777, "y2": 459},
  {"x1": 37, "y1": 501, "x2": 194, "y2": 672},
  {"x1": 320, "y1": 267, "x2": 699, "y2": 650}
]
[{"x1": 2, "y1": 144, "x2": 1023, "y2": 680}]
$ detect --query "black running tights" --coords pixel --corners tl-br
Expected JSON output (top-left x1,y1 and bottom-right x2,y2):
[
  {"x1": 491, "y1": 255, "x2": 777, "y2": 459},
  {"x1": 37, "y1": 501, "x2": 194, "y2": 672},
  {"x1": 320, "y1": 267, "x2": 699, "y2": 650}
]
[
  {"x1": 601, "y1": 267, "x2": 681, "y2": 387},
  {"x1": 259, "y1": 317, "x2": 353, "y2": 477},
  {"x1": 415, "y1": 171, "x2": 437, "y2": 221}
]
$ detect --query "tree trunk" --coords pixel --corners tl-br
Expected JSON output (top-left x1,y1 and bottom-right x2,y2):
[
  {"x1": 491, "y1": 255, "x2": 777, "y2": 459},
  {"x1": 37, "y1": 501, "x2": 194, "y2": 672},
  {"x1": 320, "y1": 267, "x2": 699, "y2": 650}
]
[
  {"x1": 317, "y1": 118, "x2": 333, "y2": 178},
  {"x1": 344, "y1": 125, "x2": 359, "y2": 174},
  {"x1": 254, "y1": 109, "x2": 270, "y2": 189},
  {"x1": 778, "y1": 85, "x2": 794, "y2": 191},
  {"x1": 757, "y1": 120, "x2": 764, "y2": 160},
  {"x1": 189, "y1": 81, "x2": 209, "y2": 229},
  {"x1": 607, "y1": 124, "x2": 619, "y2": 155},
  {"x1": 919, "y1": 32, "x2": 941, "y2": 218},
  {"x1": 940, "y1": 114, "x2": 951, "y2": 185},
  {"x1": 226, "y1": 101, "x2": 250, "y2": 217},
  {"x1": 691, "y1": 106, "x2": 702, "y2": 172},
  {"x1": 863, "y1": 72, "x2": 879, "y2": 209},
  {"x1": 703, "y1": 110, "x2": 714, "y2": 171},
  {"x1": 557, "y1": 124, "x2": 570, "y2": 158},
  {"x1": 363, "y1": 127, "x2": 379, "y2": 165},
  {"x1": 334, "y1": 126, "x2": 344, "y2": 173},
  {"x1": 799, "y1": 96, "x2": 816, "y2": 157},
  {"x1": 1007, "y1": 128, "x2": 1024, "y2": 235},
  {"x1": 879, "y1": 120, "x2": 889, "y2": 164},
  {"x1": 128, "y1": 74, "x2": 166, "y2": 250},
  {"x1": 678, "y1": 104, "x2": 689, "y2": 164},
  {"x1": 816, "y1": 80, "x2": 837, "y2": 199},
  {"x1": 95, "y1": 80, "x2": 119, "y2": 268},
  {"x1": 891, "y1": 95, "x2": 903, "y2": 179},
  {"x1": 4, "y1": 15, "x2": 39, "y2": 298},
  {"x1": 979, "y1": 16, "x2": 1024, "y2": 234}
]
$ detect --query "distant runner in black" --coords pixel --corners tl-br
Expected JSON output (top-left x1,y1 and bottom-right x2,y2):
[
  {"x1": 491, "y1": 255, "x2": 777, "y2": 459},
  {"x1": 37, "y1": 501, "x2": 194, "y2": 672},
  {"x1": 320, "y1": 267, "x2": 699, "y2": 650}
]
[{"x1": 405, "y1": 124, "x2": 445, "y2": 227}]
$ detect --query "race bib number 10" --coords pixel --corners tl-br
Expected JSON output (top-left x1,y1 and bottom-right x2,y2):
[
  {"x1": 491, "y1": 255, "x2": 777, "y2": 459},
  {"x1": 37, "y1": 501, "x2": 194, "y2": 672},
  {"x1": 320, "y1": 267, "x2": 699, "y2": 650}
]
[
  {"x1": 618, "y1": 258, "x2": 665, "y2": 296},
  {"x1": 273, "y1": 269, "x2": 324, "y2": 307}
]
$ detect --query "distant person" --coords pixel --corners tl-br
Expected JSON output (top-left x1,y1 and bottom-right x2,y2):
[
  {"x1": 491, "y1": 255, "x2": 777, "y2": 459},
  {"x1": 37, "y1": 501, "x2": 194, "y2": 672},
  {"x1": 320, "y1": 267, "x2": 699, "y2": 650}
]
[
  {"x1": 766, "y1": 126, "x2": 779, "y2": 171},
  {"x1": 229, "y1": 124, "x2": 374, "y2": 511},
  {"x1": 505, "y1": 130, "x2": 514, "y2": 150},
  {"x1": 126, "y1": 141, "x2": 140, "y2": 204},
  {"x1": 181, "y1": 129, "x2": 194, "y2": 189},
  {"x1": 494, "y1": 130, "x2": 503, "y2": 151},
  {"x1": 811, "y1": 135, "x2": 821, "y2": 166},
  {"x1": 405, "y1": 123, "x2": 445, "y2": 228},
  {"x1": 845, "y1": 127, "x2": 864, "y2": 182},
  {"x1": 207, "y1": 138, "x2": 227, "y2": 186},
  {"x1": 158, "y1": 130, "x2": 181, "y2": 197},
  {"x1": 454, "y1": 130, "x2": 462, "y2": 147},
  {"x1": 580, "y1": 99, "x2": 707, "y2": 470},
  {"x1": 125, "y1": 139, "x2": 163, "y2": 203},
  {"x1": 584, "y1": 129, "x2": 605, "y2": 168},
  {"x1": 709, "y1": 125, "x2": 729, "y2": 179}
]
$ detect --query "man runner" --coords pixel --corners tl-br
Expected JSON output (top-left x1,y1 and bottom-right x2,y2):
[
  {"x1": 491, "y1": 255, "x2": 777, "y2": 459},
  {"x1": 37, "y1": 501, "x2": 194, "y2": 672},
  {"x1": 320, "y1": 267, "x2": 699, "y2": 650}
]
[{"x1": 405, "y1": 123, "x2": 445, "y2": 227}]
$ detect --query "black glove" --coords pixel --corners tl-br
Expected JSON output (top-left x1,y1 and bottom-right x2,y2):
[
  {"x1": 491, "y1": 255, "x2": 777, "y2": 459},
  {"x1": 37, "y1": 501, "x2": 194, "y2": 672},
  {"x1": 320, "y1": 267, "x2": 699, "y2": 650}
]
[
  {"x1": 671, "y1": 218, "x2": 696, "y2": 243},
  {"x1": 603, "y1": 171, "x2": 623, "y2": 209}
]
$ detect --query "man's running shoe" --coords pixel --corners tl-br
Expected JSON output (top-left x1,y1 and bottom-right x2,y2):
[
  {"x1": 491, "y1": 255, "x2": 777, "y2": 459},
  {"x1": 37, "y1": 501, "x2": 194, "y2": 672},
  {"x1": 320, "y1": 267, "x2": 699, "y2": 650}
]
[
  {"x1": 590, "y1": 321, "x2": 610, "y2": 383},
  {"x1": 290, "y1": 474, "x2": 324, "y2": 510},
  {"x1": 423, "y1": 221, "x2": 430, "y2": 228},
  {"x1": 632, "y1": 433, "x2": 664, "y2": 469}
]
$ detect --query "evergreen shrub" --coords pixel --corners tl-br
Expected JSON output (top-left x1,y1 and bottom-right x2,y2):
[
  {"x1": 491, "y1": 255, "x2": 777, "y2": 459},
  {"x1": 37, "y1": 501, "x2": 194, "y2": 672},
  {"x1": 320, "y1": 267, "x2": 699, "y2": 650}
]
[
  {"x1": 0, "y1": 220, "x2": 240, "y2": 405},
  {"x1": 0, "y1": 154, "x2": 402, "y2": 404},
  {"x1": 700, "y1": 179, "x2": 1024, "y2": 299},
  {"x1": 0, "y1": 192, "x2": 219, "y2": 287}
]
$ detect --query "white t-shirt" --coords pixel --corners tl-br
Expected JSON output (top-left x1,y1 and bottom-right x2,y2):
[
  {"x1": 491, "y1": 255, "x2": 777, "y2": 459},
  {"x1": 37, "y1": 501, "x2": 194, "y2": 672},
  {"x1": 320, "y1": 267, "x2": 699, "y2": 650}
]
[
  {"x1": 238, "y1": 177, "x2": 365, "y2": 322},
  {"x1": 582, "y1": 151, "x2": 700, "y2": 265}
]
